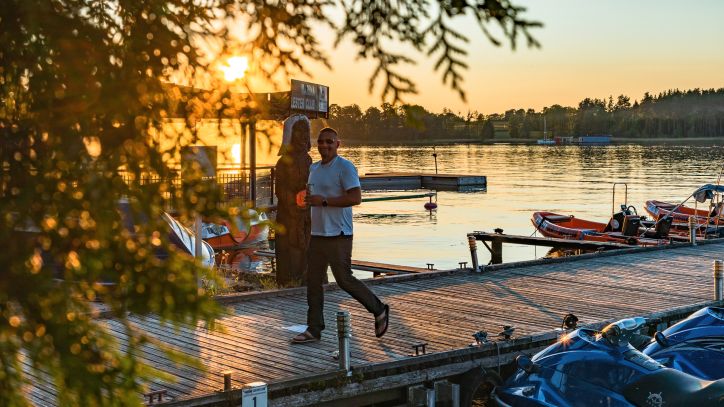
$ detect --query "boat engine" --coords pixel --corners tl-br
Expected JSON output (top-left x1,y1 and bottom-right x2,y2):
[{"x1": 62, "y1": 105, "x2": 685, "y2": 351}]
[
  {"x1": 605, "y1": 211, "x2": 627, "y2": 232},
  {"x1": 654, "y1": 216, "x2": 673, "y2": 238},
  {"x1": 622, "y1": 215, "x2": 641, "y2": 236}
]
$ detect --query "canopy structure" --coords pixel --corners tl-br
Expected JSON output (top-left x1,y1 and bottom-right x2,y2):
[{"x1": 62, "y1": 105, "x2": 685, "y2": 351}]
[
  {"x1": 162, "y1": 79, "x2": 329, "y2": 121},
  {"x1": 693, "y1": 184, "x2": 724, "y2": 203},
  {"x1": 162, "y1": 80, "x2": 329, "y2": 202}
]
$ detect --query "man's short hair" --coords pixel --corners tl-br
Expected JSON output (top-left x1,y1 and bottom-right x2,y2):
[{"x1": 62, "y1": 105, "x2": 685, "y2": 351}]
[{"x1": 318, "y1": 127, "x2": 338, "y2": 139}]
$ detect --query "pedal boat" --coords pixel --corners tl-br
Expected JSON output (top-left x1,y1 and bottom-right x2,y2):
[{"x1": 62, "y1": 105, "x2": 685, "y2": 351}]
[{"x1": 201, "y1": 209, "x2": 269, "y2": 251}]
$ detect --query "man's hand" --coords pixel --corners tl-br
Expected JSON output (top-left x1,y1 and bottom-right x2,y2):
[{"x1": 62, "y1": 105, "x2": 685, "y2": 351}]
[
  {"x1": 307, "y1": 194, "x2": 324, "y2": 207},
  {"x1": 306, "y1": 188, "x2": 361, "y2": 207}
]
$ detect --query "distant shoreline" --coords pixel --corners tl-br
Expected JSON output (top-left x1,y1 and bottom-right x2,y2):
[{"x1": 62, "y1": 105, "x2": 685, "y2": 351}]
[{"x1": 343, "y1": 136, "x2": 724, "y2": 147}]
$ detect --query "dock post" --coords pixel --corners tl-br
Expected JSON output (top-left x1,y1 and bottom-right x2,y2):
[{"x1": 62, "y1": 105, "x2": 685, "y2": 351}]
[
  {"x1": 434, "y1": 380, "x2": 460, "y2": 406},
  {"x1": 491, "y1": 237, "x2": 503, "y2": 265},
  {"x1": 689, "y1": 216, "x2": 697, "y2": 245},
  {"x1": 407, "y1": 384, "x2": 435, "y2": 407},
  {"x1": 715, "y1": 260, "x2": 723, "y2": 301},
  {"x1": 222, "y1": 370, "x2": 233, "y2": 391},
  {"x1": 337, "y1": 311, "x2": 352, "y2": 376},
  {"x1": 467, "y1": 235, "x2": 479, "y2": 272}
]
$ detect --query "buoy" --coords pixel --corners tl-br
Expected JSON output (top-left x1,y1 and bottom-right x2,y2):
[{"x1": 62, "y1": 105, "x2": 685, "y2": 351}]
[{"x1": 424, "y1": 202, "x2": 438, "y2": 210}]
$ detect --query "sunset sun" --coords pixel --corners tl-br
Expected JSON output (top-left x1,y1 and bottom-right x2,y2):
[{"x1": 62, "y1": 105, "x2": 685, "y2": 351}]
[{"x1": 220, "y1": 56, "x2": 249, "y2": 82}]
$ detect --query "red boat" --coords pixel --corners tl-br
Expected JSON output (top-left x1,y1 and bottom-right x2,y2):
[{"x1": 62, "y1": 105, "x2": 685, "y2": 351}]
[
  {"x1": 645, "y1": 200, "x2": 724, "y2": 224},
  {"x1": 531, "y1": 211, "x2": 673, "y2": 247},
  {"x1": 201, "y1": 210, "x2": 269, "y2": 251}
]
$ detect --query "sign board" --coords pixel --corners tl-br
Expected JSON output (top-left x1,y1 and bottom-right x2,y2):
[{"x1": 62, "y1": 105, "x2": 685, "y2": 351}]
[
  {"x1": 241, "y1": 382, "x2": 268, "y2": 407},
  {"x1": 163, "y1": 82, "x2": 329, "y2": 121},
  {"x1": 290, "y1": 79, "x2": 329, "y2": 119}
]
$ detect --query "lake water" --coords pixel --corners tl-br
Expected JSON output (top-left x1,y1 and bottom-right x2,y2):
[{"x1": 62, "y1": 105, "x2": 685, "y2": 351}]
[
  {"x1": 230, "y1": 143, "x2": 724, "y2": 277},
  {"x1": 339, "y1": 144, "x2": 724, "y2": 270}
]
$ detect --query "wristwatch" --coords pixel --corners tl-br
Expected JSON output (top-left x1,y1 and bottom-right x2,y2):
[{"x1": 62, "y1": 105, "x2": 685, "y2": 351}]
[{"x1": 322, "y1": 199, "x2": 328, "y2": 207}]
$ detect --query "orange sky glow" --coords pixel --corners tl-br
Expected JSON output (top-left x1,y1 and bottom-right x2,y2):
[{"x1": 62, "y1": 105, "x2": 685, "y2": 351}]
[{"x1": 265, "y1": 0, "x2": 724, "y2": 115}]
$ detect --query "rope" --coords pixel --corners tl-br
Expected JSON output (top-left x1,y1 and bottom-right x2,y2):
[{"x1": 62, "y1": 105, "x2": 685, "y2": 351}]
[{"x1": 530, "y1": 216, "x2": 545, "y2": 237}]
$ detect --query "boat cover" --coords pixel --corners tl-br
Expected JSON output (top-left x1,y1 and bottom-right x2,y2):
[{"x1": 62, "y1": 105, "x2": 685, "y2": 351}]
[{"x1": 693, "y1": 184, "x2": 724, "y2": 202}]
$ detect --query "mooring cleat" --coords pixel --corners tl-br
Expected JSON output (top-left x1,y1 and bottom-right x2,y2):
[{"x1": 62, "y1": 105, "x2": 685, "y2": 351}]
[
  {"x1": 470, "y1": 330, "x2": 489, "y2": 346},
  {"x1": 561, "y1": 313, "x2": 579, "y2": 330},
  {"x1": 498, "y1": 325, "x2": 515, "y2": 341}
]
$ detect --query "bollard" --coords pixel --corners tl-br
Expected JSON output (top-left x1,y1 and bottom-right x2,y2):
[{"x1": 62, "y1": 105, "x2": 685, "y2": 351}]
[
  {"x1": 222, "y1": 370, "x2": 233, "y2": 391},
  {"x1": 336, "y1": 311, "x2": 352, "y2": 376},
  {"x1": 468, "y1": 235, "x2": 480, "y2": 272},
  {"x1": 715, "y1": 260, "x2": 723, "y2": 301},
  {"x1": 144, "y1": 390, "x2": 167, "y2": 405},
  {"x1": 426, "y1": 386, "x2": 436, "y2": 407},
  {"x1": 689, "y1": 216, "x2": 697, "y2": 244}
]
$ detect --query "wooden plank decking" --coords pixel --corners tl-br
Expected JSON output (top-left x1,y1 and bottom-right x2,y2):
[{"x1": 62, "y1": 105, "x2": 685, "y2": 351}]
[
  {"x1": 255, "y1": 249, "x2": 433, "y2": 274},
  {"x1": 24, "y1": 241, "x2": 724, "y2": 405},
  {"x1": 360, "y1": 172, "x2": 486, "y2": 191}
]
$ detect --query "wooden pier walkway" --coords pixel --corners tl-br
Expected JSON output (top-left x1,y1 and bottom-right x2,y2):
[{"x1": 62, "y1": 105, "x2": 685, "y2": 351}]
[
  {"x1": 255, "y1": 249, "x2": 434, "y2": 275},
  {"x1": 360, "y1": 172, "x2": 486, "y2": 191},
  {"x1": 25, "y1": 241, "x2": 724, "y2": 406}
]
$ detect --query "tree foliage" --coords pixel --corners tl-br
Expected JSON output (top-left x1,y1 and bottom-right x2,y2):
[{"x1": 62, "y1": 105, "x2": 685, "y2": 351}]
[
  {"x1": 0, "y1": 0, "x2": 539, "y2": 405},
  {"x1": 335, "y1": 0, "x2": 541, "y2": 102},
  {"x1": 326, "y1": 87, "x2": 724, "y2": 144}
]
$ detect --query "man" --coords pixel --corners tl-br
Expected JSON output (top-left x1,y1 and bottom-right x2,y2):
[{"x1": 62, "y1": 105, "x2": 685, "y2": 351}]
[{"x1": 291, "y1": 127, "x2": 389, "y2": 343}]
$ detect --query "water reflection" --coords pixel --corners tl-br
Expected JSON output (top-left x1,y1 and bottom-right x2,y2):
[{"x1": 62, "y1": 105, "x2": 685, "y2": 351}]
[
  {"x1": 214, "y1": 243, "x2": 282, "y2": 292},
  {"x1": 544, "y1": 247, "x2": 596, "y2": 258},
  {"x1": 217, "y1": 245, "x2": 272, "y2": 273},
  {"x1": 355, "y1": 212, "x2": 437, "y2": 225}
]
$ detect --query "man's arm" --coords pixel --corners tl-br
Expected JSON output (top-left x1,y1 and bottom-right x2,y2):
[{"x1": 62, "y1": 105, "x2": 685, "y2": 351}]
[{"x1": 308, "y1": 187, "x2": 361, "y2": 207}]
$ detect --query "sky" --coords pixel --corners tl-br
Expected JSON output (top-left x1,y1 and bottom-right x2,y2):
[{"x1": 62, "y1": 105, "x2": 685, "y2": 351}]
[{"x1": 293, "y1": 0, "x2": 724, "y2": 115}]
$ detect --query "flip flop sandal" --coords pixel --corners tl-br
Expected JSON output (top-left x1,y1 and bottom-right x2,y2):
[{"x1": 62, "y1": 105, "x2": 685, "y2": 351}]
[
  {"x1": 291, "y1": 331, "x2": 320, "y2": 344},
  {"x1": 375, "y1": 304, "x2": 390, "y2": 338}
]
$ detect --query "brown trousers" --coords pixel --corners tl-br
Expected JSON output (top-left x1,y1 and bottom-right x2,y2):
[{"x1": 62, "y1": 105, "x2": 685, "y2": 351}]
[{"x1": 305, "y1": 235, "x2": 384, "y2": 336}]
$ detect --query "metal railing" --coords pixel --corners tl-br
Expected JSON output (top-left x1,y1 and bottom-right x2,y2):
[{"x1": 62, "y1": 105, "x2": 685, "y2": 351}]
[{"x1": 120, "y1": 167, "x2": 276, "y2": 208}]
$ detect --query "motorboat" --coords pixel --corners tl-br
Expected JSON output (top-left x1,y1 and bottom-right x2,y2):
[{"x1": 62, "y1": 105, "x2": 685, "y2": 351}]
[
  {"x1": 531, "y1": 210, "x2": 676, "y2": 247},
  {"x1": 643, "y1": 183, "x2": 724, "y2": 240},
  {"x1": 646, "y1": 199, "x2": 724, "y2": 224},
  {"x1": 201, "y1": 209, "x2": 269, "y2": 251}
]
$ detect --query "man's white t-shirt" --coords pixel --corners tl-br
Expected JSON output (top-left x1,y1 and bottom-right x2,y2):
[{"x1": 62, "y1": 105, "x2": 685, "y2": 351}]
[{"x1": 308, "y1": 156, "x2": 361, "y2": 236}]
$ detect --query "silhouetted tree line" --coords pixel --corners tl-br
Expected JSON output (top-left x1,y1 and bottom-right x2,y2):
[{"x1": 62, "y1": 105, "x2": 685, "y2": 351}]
[{"x1": 325, "y1": 88, "x2": 724, "y2": 144}]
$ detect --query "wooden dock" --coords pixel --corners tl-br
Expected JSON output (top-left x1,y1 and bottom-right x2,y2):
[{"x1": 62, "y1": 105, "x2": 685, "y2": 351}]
[
  {"x1": 255, "y1": 249, "x2": 434, "y2": 275},
  {"x1": 24, "y1": 241, "x2": 724, "y2": 406},
  {"x1": 360, "y1": 172, "x2": 486, "y2": 191},
  {"x1": 469, "y1": 230, "x2": 633, "y2": 264}
]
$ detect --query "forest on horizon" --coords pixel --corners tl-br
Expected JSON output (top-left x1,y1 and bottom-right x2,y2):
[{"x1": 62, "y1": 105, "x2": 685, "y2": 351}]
[{"x1": 321, "y1": 88, "x2": 724, "y2": 144}]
